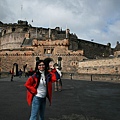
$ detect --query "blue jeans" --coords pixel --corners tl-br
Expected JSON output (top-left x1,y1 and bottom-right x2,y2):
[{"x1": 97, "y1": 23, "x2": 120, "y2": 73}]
[{"x1": 30, "y1": 96, "x2": 46, "y2": 120}]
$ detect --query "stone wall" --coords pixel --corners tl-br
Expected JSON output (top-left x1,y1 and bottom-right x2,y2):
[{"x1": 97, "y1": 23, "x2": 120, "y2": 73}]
[
  {"x1": 0, "y1": 53, "x2": 85, "y2": 73},
  {"x1": 0, "y1": 32, "x2": 25, "y2": 49},
  {"x1": 0, "y1": 20, "x2": 118, "y2": 75},
  {"x1": 78, "y1": 57, "x2": 120, "y2": 74},
  {"x1": 62, "y1": 73, "x2": 120, "y2": 82},
  {"x1": 1, "y1": 53, "x2": 35, "y2": 72},
  {"x1": 77, "y1": 39, "x2": 114, "y2": 59}
]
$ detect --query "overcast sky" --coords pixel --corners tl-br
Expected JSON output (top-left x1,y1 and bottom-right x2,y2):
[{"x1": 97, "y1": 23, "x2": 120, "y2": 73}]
[{"x1": 0, "y1": 0, "x2": 120, "y2": 48}]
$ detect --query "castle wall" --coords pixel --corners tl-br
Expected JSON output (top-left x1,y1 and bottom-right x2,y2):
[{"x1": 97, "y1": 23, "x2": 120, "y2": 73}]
[
  {"x1": 62, "y1": 73, "x2": 120, "y2": 81},
  {"x1": 0, "y1": 32, "x2": 25, "y2": 49},
  {"x1": 0, "y1": 26, "x2": 85, "y2": 73},
  {"x1": 114, "y1": 51, "x2": 120, "y2": 57},
  {"x1": 77, "y1": 39, "x2": 113, "y2": 58},
  {"x1": 0, "y1": 52, "x2": 35, "y2": 72},
  {"x1": 78, "y1": 58, "x2": 120, "y2": 74},
  {"x1": 1, "y1": 51, "x2": 120, "y2": 75},
  {"x1": 0, "y1": 20, "x2": 119, "y2": 77},
  {"x1": 0, "y1": 50, "x2": 85, "y2": 73}
]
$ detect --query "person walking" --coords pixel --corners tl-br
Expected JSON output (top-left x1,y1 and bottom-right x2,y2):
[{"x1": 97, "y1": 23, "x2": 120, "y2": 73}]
[
  {"x1": 53, "y1": 63, "x2": 62, "y2": 91},
  {"x1": 25, "y1": 68, "x2": 28, "y2": 77},
  {"x1": 18, "y1": 69, "x2": 22, "y2": 78},
  {"x1": 24, "y1": 60, "x2": 59, "y2": 120},
  {"x1": 29, "y1": 67, "x2": 34, "y2": 76},
  {"x1": 10, "y1": 68, "x2": 14, "y2": 82}
]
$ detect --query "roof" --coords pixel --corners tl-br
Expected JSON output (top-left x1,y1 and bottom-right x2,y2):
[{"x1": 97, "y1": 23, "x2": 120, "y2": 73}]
[{"x1": 21, "y1": 38, "x2": 32, "y2": 46}]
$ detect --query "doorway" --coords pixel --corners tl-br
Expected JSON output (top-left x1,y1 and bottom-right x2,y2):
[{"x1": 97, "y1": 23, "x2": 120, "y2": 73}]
[{"x1": 44, "y1": 58, "x2": 53, "y2": 70}]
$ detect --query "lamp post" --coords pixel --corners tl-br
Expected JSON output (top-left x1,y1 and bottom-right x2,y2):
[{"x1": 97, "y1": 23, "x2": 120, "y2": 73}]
[
  {"x1": 58, "y1": 57, "x2": 62, "y2": 70},
  {"x1": 35, "y1": 56, "x2": 39, "y2": 71}
]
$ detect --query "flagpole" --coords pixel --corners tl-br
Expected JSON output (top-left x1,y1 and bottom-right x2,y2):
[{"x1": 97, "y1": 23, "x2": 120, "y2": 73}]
[
  {"x1": 48, "y1": 17, "x2": 52, "y2": 57},
  {"x1": 21, "y1": 5, "x2": 23, "y2": 19},
  {"x1": 66, "y1": 25, "x2": 68, "y2": 39},
  {"x1": 49, "y1": 28, "x2": 51, "y2": 39},
  {"x1": 49, "y1": 18, "x2": 51, "y2": 39},
  {"x1": 36, "y1": 27, "x2": 37, "y2": 38}
]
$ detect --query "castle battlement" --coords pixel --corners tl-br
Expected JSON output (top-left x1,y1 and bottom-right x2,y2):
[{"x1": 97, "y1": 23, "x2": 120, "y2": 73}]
[{"x1": 0, "y1": 20, "x2": 119, "y2": 75}]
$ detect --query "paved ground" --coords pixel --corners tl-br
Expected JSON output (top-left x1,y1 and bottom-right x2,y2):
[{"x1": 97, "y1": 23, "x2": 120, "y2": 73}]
[{"x1": 0, "y1": 76, "x2": 120, "y2": 120}]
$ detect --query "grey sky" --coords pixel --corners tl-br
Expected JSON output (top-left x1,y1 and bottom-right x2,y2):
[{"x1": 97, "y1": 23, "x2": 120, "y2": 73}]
[{"x1": 0, "y1": 0, "x2": 120, "y2": 48}]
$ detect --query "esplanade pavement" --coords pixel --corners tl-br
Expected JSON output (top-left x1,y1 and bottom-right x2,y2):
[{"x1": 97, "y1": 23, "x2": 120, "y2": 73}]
[{"x1": 0, "y1": 76, "x2": 120, "y2": 120}]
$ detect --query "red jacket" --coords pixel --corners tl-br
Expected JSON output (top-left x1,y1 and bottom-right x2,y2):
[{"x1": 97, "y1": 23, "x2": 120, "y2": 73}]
[{"x1": 24, "y1": 69, "x2": 58, "y2": 106}]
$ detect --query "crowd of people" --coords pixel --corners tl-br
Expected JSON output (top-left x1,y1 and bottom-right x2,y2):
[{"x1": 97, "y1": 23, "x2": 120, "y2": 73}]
[{"x1": 10, "y1": 67, "x2": 35, "y2": 81}]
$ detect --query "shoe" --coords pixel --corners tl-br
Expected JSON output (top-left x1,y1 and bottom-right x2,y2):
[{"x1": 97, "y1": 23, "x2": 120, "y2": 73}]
[
  {"x1": 58, "y1": 89, "x2": 62, "y2": 92},
  {"x1": 55, "y1": 88, "x2": 57, "y2": 91}
]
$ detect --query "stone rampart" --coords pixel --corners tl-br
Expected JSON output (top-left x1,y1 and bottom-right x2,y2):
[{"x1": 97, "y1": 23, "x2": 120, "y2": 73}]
[
  {"x1": 78, "y1": 57, "x2": 120, "y2": 74},
  {"x1": 62, "y1": 72, "x2": 120, "y2": 82}
]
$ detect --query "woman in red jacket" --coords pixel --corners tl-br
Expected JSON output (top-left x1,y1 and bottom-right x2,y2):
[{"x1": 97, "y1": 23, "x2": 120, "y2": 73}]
[{"x1": 24, "y1": 60, "x2": 58, "y2": 120}]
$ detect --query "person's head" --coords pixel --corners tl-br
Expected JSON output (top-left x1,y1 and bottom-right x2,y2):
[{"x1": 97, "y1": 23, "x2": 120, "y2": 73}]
[
  {"x1": 49, "y1": 61, "x2": 54, "y2": 69},
  {"x1": 37, "y1": 60, "x2": 45, "y2": 71},
  {"x1": 53, "y1": 63, "x2": 59, "y2": 69}
]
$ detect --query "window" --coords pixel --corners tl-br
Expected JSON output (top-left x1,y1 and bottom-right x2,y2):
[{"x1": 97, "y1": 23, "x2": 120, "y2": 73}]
[
  {"x1": 23, "y1": 28, "x2": 28, "y2": 32},
  {"x1": 44, "y1": 48, "x2": 54, "y2": 54},
  {"x1": 12, "y1": 28, "x2": 15, "y2": 32}
]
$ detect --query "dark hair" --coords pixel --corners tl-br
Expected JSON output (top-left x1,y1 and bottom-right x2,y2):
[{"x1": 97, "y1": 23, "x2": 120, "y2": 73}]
[
  {"x1": 53, "y1": 63, "x2": 58, "y2": 67},
  {"x1": 35, "y1": 60, "x2": 45, "y2": 71},
  {"x1": 37, "y1": 60, "x2": 45, "y2": 65},
  {"x1": 35, "y1": 60, "x2": 48, "y2": 75}
]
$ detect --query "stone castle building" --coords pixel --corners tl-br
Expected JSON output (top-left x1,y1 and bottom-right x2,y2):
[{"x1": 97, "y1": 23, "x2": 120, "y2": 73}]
[{"x1": 0, "y1": 20, "x2": 119, "y2": 75}]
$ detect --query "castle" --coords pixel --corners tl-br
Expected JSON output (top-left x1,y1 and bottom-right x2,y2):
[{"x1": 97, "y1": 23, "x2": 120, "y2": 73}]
[{"x1": 0, "y1": 20, "x2": 120, "y2": 76}]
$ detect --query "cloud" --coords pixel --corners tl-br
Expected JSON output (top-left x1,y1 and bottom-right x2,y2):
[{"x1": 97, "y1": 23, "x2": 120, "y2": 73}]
[
  {"x1": 0, "y1": 0, "x2": 120, "y2": 47},
  {"x1": 0, "y1": 0, "x2": 13, "y2": 22}
]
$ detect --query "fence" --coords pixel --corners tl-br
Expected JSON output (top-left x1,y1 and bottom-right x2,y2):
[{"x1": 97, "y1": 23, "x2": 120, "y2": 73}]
[
  {"x1": 62, "y1": 72, "x2": 120, "y2": 81},
  {"x1": 1, "y1": 72, "x2": 120, "y2": 82}
]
